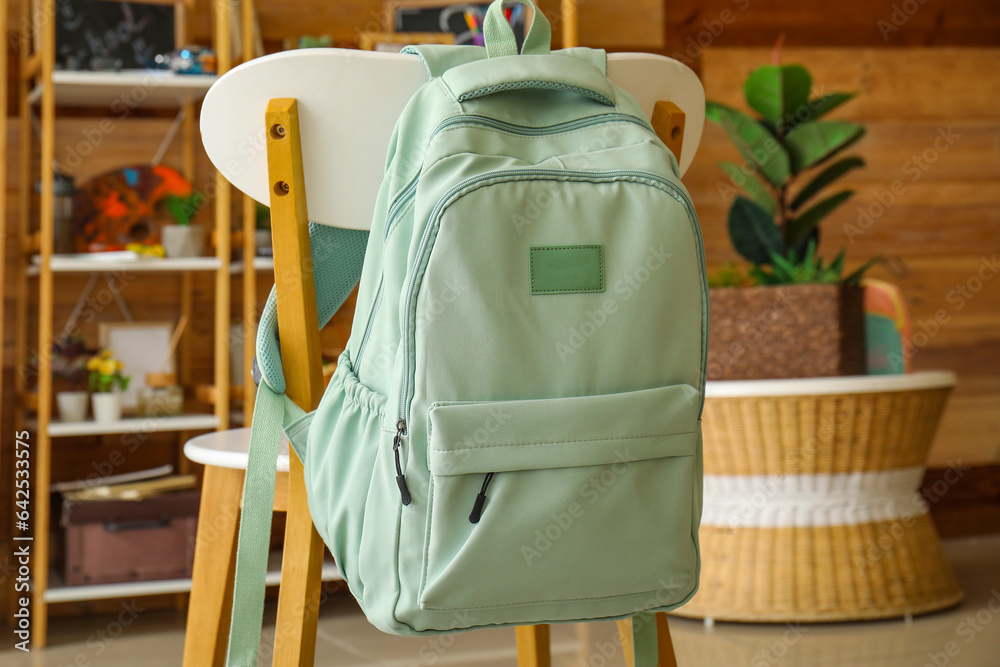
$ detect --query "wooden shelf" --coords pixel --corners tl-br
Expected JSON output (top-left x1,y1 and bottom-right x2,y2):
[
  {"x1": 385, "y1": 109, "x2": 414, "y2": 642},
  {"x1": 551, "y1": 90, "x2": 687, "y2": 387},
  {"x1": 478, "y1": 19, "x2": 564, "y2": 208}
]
[
  {"x1": 28, "y1": 254, "x2": 222, "y2": 274},
  {"x1": 47, "y1": 413, "x2": 219, "y2": 438},
  {"x1": 230, "y1": 256, "x2": 274, "y2": 273},
  {"x1": 44, "y1": 555, "x2": 342, "y2": 604},
  {"x1": 29, "y1": 70, "x2": 217, "y2": 109}
]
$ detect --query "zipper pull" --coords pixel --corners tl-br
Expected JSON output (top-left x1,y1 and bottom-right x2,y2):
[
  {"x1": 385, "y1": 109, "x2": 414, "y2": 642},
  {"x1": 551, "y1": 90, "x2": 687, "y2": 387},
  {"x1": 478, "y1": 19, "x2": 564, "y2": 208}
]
[
  {"x1": 394, "y1": 419, "x2": 411, "y2": 506},
  {"x1": 469, "y1": 472, "x2": 495, "y2": 524}
]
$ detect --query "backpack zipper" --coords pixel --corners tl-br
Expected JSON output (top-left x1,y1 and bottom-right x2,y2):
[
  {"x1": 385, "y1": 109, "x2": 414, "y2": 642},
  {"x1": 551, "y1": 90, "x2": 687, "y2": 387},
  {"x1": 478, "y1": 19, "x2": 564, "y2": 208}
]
[
  {"x1": 393, "y1": 168, "x2": 709, "y2": 507},
  {"x1": 429, "y1": 113, "x2": 650, "y2": 141},
  {"x1": 469, "y1": 472, "x2": 495, "y2": 523},
  {"x1": 394, "y1": 418, "x2": 411, "y2": 505},
  {"x1": 354, "y1": 177, "x2": 419, "y2": 376}
]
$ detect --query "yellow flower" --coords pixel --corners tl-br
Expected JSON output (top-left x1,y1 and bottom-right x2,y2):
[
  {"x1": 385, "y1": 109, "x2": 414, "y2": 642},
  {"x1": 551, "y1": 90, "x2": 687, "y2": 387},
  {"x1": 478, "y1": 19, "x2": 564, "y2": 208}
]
[
  {"x1": 86, "y1": 357, "x2": 101, "y2": 371},
  {"x1": 100, "y1": 349, "x2": 113, "y2": 359},
  {"x1": 98, "y1": 360, "x2": 118, "y2": 376},
  {"x1": 115, "y1": 360, "x2": 124, "y2": 372}
]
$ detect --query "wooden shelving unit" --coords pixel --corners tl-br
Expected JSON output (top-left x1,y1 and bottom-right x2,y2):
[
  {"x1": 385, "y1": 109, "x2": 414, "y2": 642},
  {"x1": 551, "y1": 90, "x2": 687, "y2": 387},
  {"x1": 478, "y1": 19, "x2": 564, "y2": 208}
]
[
  {"x1": 11, "y1": 0, "x2": 238, "y2": 646},
  {"x1": 44, "y1": 551, "x2": 342, "y2": 604}
]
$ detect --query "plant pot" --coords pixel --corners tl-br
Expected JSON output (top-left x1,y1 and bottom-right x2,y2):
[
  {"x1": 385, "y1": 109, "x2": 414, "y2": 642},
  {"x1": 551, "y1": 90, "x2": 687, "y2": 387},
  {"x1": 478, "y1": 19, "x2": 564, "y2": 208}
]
[
  {"x1": 91, "y1": 392, "x2": 123, "y2": 423},
  {"x1": 161, "y1": 224, "x2": 205, "y2": 258},
  {"x1": 56, "y1": 391, "x2": 88, "y2": 422},
  {"x1": 707, "y1": 283, "x2": 866, "y2": 380}
]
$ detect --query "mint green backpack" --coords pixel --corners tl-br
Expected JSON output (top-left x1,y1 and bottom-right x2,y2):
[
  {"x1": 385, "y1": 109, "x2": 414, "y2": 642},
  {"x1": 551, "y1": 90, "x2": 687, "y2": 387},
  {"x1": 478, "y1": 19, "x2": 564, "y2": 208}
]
[{"x1": 228, "y1": 1, "x2": 706, "y2": 663}]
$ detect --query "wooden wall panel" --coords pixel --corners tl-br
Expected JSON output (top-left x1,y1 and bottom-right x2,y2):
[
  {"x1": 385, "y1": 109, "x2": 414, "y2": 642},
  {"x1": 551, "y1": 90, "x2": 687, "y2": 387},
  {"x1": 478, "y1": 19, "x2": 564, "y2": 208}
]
[
  {"x1": 6, "y1": 0, "x2": 1000, "y2": 55},
  {"x1": 663, "y1": 0, "x2": 1000, "y2": 61},
  {"x1": 702, "y1": 49, "x2": 1000, "y2": 120},
  {"x1": 689, "y1": 47, "x2": 1000, "y2": 466}
]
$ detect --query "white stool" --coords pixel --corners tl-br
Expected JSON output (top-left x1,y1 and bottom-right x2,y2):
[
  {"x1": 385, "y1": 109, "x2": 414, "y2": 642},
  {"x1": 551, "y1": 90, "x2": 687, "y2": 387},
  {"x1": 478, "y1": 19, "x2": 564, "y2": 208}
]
[{"x1": 181, "y1": 428, "x2": 341, "y2": 667}]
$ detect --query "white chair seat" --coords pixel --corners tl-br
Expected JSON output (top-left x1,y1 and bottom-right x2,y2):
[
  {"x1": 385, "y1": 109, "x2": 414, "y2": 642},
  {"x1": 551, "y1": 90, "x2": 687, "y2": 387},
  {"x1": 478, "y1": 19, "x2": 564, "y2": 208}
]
[{"x1": 184, "y1": 427, "x2": 290, "y2": 472}]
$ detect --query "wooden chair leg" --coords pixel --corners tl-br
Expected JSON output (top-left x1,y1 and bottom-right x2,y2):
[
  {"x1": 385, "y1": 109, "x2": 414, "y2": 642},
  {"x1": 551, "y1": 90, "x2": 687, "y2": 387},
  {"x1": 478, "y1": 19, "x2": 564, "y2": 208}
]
[
  {"x1": 272, "y1": 451, "x2": 326, "y2": 666},
  {"x1": 516, "y1": 625, "x2": 551, "y2": 667},
  {"x1": 265, "y1": 97, "x2": 327, "y2": 666},
  {"x1": 183, "y1": 466, "x2": 244, "y2": 667},
  {"x1": 617, "y1": 613, "x2": 678, "y2": 667}
]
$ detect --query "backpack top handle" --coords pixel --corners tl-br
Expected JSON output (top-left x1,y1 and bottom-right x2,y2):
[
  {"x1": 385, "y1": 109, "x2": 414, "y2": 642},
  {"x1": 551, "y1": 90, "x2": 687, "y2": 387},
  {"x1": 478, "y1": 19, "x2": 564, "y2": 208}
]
[
  {"x1": 441, "y1": 53, "x2": 618, "y2": 107},
  {"x1": 484, "y1": 0, "x2": 552, "y2": 58}
]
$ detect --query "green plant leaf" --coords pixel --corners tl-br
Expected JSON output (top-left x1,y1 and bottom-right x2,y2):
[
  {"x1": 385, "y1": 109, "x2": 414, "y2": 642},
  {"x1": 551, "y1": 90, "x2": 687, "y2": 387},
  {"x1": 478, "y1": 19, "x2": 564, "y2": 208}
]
[
  {"x1": 785, "y1": 190, "x2": 854, "y2": 248},
  {"x1": 806, "y1": 92, "x2": 857, "y2": 121},
  {"x1": 829, "y1": 248, "x2": 846, "y2": 277},
  {"x1": 719, "y1": 161, "x2": 777, "y2": 216},
  {"x1": 791, "y1": 157, "x2": 865, "y2": 211},
  {"x1": 728, "y1": 196, "x2": 784, "y2": 264},
  {"x1": 785, "y1": 121, "x2": 865, "y2": 173},
  {"x1": 843, "y1": 255, "x2": 882, "y2": 286},
  {"x1": 743, "y1": 64, "x2": 813, "y2": 126},
  {"x1": 706, "y1": 102, "x2": 791, "y2": 187}
]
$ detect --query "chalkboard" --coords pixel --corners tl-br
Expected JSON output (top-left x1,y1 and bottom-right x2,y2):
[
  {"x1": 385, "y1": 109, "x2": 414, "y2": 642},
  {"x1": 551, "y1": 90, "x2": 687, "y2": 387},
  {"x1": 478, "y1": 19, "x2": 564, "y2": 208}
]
[
  {"x1": 395, "y1": 3, "x2": 524, "y2": 47},
  {"x1": 55, "y1": 0, "x2": 175, "y2": 71}
]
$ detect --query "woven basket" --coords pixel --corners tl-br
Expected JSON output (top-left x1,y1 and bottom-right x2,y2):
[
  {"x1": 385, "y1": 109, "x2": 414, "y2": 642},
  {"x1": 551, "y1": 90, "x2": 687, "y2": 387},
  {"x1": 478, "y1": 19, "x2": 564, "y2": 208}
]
[{"x1": 676, "y1": 372, "x2": 964, "y2": 622}]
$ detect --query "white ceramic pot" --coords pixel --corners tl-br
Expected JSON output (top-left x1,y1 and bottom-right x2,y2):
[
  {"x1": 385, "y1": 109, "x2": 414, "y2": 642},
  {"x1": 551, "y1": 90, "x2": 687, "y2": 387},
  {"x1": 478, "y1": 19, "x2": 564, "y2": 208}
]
[
  {"x1": 161, "y1": 225, "x2": 205, "y2": 258},
  {"x1": 91, "y1": 392, "x2": 123, "y2": 423},
  {"x1": 56, "y1": 391, "x2": 88, "y2": 422}
]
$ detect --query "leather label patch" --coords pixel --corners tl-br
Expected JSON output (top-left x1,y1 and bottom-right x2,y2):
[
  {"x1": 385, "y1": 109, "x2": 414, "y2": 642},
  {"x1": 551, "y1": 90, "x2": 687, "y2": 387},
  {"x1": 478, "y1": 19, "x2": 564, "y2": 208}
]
[{"x1": 530, "y1": 245, "x2": 605, "y2": 295}]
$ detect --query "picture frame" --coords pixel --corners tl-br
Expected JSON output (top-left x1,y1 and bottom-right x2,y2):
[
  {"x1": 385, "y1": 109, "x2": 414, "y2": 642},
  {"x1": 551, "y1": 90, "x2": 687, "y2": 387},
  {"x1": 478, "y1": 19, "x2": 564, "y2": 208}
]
[
  {"x1": 358, "y1": 31, "x2": 455, "y2": 52},
  {"x1": 386, "y1": 0, "x2": 525, "y2": 47},
  {"x1": 98, "y1": 321, "x2": 176, "y2": 411}
]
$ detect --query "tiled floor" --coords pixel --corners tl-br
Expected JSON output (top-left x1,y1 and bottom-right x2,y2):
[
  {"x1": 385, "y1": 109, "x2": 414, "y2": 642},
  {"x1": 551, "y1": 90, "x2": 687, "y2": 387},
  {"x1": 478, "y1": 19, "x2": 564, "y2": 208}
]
[{"x1": 4, "y1": 535, "x2": 999, "y2": 666}]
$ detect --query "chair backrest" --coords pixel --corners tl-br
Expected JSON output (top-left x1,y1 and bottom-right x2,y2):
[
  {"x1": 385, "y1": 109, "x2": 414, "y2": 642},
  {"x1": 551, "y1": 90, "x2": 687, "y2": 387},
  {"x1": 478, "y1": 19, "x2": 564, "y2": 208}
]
[{"x1": 201, "y1": 48, "x2": 705, "y2": 231}]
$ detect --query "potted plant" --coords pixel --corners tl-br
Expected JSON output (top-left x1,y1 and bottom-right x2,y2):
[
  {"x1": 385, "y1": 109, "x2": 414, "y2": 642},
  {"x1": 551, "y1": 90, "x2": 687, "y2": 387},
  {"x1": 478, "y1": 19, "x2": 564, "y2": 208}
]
[
  {"x1": 87, "y1": 350, "x2": 131, "y2": 423},
  {"x1": 52, "y1": 335, "x2": 91, "y2": 422},
  {"x1": 705, "y1": 61, "x2": 879, "y2": 380},
  {"x1": 160, "y1": 192, "x2": 206, "y2": 258}
]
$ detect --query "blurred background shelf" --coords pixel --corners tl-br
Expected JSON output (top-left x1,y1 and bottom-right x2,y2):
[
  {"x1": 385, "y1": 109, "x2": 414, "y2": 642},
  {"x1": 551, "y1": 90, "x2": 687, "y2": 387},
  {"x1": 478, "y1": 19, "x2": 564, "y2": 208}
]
[
  {"x1": 28, "y1": 254, "x2": 222, "y2": 275},
  {"x1": 44, "y1": 554, "x2": 342, "y2": 604},
  {"x1": 29, "y1": 70, "x2": 217, "y2": 109},
  {"x1": 46, "y1": 413, "x2": 220, "y2": 438}
]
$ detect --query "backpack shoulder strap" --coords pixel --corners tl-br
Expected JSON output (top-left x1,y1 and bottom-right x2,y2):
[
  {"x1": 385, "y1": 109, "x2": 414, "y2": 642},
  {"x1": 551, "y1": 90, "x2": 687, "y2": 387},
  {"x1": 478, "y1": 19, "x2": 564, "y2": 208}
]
[
  {"x1": 226, "y1": 222, "x2": 367, "y2": 666},
  {"x1": 254, "y1": 223, "x2": 369, "y2": 393}
]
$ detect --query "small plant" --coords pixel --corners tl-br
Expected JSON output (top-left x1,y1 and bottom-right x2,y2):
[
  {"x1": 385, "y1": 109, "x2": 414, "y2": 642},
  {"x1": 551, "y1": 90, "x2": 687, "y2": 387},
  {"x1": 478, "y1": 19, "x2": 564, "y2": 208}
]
[
  {"x1": 707, "y1": 262, "x2": 755, "y2": 288},
  {"x1": 162, "y1": 192, "x2": 206, "y2": 226},
  {"x1": 87, "y1": 350, "x2": 131, "y2": 393},
  {"x1": 51, "y1": 335, "x2": 92, "y2": 388},
  {"x1": 749, "y1": 239, "x2": 879, "y2": 286},
  {"x1": 707, "y1": 59, "x2": 878, "y2": 285}
]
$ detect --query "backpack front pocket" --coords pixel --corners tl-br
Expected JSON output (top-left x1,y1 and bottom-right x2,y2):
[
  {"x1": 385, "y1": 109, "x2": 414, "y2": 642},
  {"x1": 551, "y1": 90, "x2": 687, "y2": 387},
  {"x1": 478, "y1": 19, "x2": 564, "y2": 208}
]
[{"x1": 419, "y1": 383, "x2": 701, "y2": 614}]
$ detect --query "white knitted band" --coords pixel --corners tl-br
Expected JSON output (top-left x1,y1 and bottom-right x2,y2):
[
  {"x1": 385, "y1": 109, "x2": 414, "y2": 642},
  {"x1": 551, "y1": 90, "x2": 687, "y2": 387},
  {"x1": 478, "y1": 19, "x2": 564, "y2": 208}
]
[{"x1": 701, "y1": 466, "x2": 928, "y2": 528}]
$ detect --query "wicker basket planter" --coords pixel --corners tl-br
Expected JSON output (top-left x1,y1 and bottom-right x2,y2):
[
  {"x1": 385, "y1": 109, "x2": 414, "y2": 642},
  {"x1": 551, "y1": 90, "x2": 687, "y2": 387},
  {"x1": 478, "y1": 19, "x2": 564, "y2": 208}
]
[
  {"x1": 676, "y1": 371, "x2": 963, "y2": 623},
  {"x1": 708, "y1": 284, "x2": 866, "y2": 381}
]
